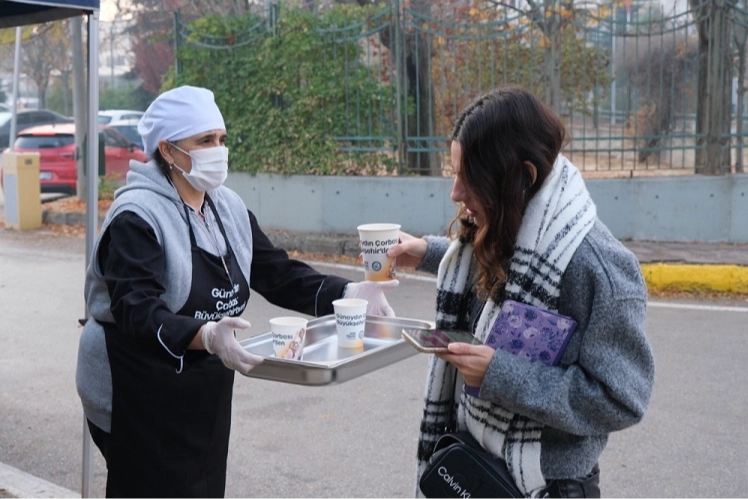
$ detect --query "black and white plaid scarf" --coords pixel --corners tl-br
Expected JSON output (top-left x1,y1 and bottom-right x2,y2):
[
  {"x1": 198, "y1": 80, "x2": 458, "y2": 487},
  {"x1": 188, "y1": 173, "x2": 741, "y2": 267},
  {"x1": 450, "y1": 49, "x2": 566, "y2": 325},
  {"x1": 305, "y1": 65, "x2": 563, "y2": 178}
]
[{"x1": 416, "y1": 155, "x2": 596, "y2": 497}]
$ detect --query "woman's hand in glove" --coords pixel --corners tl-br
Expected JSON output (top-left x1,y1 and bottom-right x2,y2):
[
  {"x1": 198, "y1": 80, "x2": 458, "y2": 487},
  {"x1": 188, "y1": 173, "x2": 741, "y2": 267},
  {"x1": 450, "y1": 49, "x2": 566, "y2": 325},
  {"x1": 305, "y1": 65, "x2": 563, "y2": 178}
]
[
  {"x1": 201, "y1": 317, "x2": 263, "y2": 375},
  {"x1": 343, "y1": 280, "x2": 399, "y2": 317}
]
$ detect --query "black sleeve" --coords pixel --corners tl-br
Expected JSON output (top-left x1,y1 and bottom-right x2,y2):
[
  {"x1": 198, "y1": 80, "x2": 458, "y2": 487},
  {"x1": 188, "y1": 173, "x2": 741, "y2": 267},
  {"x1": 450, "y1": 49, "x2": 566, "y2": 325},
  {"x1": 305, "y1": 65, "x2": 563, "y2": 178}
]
[
  {"x1": 247, "y1": 209, "x2": 351, "y2": 317},
  {"x1": 99, "y1": 211, "x2": 205, "y2": 354}
]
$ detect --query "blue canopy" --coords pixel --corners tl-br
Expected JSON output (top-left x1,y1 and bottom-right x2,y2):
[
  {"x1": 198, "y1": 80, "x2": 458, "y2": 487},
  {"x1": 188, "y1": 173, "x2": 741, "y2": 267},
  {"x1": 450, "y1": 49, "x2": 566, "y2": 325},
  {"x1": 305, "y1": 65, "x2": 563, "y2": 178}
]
[{"x1": 0, "y1": 0, "x2": 99, "y2": 28}]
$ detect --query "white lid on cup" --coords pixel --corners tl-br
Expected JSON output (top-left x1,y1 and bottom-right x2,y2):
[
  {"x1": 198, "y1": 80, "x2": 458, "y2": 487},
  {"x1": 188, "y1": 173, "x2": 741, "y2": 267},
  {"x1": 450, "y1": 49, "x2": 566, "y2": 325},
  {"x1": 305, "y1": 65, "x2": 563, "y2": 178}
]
[
  {"x1": 333, "y1": 298, "x2": 368, "y2": 309},
  {"x1": 357, "y1": 223, "x2": 401, "y2": 232},
  {"x1": 269, "y1": 316, "x2": 308, "y2": 327}
]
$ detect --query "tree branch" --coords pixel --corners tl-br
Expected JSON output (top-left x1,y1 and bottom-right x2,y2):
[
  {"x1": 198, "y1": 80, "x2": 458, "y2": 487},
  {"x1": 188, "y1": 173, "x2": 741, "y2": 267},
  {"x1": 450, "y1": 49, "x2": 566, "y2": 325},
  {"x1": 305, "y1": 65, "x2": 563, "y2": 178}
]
[
  {"x1": 487, "y1": 0, "x2": 545, "y2": 27},
  {"x1": 485, "y1": 0, "x2": 528, "y2": 15}
]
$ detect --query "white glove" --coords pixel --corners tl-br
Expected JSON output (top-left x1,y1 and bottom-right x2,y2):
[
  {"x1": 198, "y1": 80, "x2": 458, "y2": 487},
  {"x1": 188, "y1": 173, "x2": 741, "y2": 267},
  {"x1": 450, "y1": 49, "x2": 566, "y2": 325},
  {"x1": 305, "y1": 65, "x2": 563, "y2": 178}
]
[
  {"x1": 343, "y1": 280, "x2": 399, "y2": 317},
  {"x1": 202, "y1": 317, "x2": 263, "y2": 375}
]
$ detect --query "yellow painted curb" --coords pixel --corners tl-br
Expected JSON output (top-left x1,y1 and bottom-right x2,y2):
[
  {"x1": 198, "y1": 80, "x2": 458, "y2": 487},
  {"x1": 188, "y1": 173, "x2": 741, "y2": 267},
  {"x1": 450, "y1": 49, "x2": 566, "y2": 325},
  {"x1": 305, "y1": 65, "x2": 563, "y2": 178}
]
[{"x1": 641, "y1": 263, "x2": 748, "y2": 293}]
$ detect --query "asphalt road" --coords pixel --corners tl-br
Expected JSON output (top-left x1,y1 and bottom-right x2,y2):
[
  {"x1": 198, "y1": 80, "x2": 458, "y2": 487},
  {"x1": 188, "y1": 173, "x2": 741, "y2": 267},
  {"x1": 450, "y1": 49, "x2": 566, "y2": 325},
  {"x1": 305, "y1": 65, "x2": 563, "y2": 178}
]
[{"x1": 1, "y1": 226, "x2": 747, "y2": 498}]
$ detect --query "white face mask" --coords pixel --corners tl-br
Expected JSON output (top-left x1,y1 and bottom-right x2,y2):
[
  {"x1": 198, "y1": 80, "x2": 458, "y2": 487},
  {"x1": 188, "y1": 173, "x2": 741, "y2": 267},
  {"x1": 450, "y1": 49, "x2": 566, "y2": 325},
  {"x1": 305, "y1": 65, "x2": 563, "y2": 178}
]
[{"x1": 170, "y1": 143, "x2": 229, "y2": 192}]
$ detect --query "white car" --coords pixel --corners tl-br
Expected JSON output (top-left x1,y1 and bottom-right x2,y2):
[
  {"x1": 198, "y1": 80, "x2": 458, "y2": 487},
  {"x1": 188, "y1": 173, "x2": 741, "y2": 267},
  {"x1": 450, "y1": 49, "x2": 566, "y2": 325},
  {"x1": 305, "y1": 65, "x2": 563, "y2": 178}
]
[
  {"x1": 98, "y1": 109, "x2": 144, "y2": 125},
  {"x1": 107, "y1": 118, "x2": 144, "y2": 150}
]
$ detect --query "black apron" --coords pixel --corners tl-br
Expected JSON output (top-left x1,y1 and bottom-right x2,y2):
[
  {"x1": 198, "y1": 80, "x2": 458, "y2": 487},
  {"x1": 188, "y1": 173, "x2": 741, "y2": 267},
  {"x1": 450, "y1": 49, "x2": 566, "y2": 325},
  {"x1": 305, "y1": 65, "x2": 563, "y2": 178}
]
[{"x1": 104, "y1": 195, "x2": 250, "y2": 498}]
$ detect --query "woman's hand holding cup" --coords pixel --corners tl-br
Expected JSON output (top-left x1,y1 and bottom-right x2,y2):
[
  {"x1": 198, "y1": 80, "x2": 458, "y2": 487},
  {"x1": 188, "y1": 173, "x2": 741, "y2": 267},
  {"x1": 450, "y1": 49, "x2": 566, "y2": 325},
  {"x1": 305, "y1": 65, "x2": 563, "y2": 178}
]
[{"x1": 387, "y1": 231, "x2": 428, "y2": 270}]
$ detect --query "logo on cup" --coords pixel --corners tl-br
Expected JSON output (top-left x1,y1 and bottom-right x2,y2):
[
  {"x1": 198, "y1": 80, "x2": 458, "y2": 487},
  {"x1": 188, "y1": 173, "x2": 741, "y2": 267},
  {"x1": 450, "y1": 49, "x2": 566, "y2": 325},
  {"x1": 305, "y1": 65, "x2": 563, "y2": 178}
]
[
  {"x1": 357, "y1": 223, "x2": 401, "y2": 282},
  {"x1": 333, "y1": 298, "x2": 368, "y2": 349}
]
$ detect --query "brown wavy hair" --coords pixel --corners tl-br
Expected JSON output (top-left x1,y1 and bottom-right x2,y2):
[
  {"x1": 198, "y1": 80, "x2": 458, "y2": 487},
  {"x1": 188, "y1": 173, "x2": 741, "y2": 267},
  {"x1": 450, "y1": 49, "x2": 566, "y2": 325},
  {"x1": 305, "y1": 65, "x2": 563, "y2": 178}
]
[{"x1": 449, "y1": 86, "x2": 567, "y2": 300}]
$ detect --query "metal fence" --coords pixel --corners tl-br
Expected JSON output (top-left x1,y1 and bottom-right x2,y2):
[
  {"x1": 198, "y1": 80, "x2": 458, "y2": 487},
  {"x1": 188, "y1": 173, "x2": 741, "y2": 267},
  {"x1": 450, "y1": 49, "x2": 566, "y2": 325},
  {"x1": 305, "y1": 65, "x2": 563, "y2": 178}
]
[{"x1": 174, "y1": 1, "x2": 748, "y2": 176}]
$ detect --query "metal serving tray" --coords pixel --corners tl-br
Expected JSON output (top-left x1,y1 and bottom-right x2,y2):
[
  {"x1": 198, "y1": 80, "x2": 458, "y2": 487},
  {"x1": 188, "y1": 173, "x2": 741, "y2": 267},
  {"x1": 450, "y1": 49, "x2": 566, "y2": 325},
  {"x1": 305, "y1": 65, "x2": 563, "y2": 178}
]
[{"x1": 239, "y1": 314, "x2": 433, "y2": 386}]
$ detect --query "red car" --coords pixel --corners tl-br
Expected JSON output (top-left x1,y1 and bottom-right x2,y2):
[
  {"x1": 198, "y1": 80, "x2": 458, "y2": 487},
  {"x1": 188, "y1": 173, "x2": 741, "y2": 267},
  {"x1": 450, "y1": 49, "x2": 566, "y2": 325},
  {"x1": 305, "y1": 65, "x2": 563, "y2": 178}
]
[{"x1": 4, "y1": 123, "x2": 147, "y2": 195}]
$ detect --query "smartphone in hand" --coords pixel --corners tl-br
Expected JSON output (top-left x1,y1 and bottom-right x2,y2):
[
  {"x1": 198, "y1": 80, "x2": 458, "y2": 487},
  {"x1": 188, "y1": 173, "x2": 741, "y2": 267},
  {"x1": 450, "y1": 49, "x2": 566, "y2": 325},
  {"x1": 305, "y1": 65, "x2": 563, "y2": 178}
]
[{"x1": 402, "y1": 328, "x2": 481, "y2": 353}]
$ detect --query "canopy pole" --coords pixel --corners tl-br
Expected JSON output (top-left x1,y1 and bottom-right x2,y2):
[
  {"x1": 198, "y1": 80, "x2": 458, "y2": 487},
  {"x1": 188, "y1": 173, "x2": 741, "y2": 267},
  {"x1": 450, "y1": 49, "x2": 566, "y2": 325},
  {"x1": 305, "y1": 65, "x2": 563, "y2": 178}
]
[
  {"x1": 81, "y1": 9, "x2": 100, "y2": 498},
  {"x1": 85, "y1": 9, "x2": 100, "y2": 260},
  {"x1": 81, "y1": 417, "x2": 92, "y2": 498}
]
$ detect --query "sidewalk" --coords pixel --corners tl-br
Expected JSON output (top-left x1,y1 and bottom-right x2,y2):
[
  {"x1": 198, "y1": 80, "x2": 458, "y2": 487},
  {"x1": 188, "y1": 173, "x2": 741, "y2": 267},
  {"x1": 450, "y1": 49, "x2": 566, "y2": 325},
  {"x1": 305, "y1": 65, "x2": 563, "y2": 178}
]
[
  {"x1": 0, "y1": 463, "x2": 77, "y2": 498},
  {"x1": 261, "y1": 231, "x2": 748, "y2": 295},
  {"x1": 624, "y1": 240, "x2": 748, "y2": 294}
]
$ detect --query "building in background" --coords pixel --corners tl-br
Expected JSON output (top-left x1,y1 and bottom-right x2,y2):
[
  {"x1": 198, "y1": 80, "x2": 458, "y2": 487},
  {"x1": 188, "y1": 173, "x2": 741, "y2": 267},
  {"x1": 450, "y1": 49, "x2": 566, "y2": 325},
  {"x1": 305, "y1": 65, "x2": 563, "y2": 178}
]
[{"x1": 99, "y1": 18, "x2": 137, "y2": 89}]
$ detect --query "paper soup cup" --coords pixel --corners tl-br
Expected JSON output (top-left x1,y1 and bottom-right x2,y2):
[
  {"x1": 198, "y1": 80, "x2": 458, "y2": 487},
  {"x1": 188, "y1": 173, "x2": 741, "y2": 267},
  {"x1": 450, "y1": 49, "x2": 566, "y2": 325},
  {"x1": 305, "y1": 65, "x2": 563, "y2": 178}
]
[
  {"x1": 332, "y1": 298, "x2": 368, "y2": 349},
  {"x1": 357, "y1": 223, "x2": 400, "y2": 282},
  {"x1": 269, "y1": 316, "x2": 308, "y2": 360}
]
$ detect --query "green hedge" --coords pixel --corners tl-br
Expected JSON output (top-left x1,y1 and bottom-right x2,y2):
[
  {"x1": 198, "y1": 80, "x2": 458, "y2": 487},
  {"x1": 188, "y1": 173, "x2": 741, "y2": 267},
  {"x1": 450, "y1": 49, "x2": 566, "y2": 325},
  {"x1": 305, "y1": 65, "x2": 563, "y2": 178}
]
[{"x1": 167, "y1": 5, "x2": 397, "y2": 176}]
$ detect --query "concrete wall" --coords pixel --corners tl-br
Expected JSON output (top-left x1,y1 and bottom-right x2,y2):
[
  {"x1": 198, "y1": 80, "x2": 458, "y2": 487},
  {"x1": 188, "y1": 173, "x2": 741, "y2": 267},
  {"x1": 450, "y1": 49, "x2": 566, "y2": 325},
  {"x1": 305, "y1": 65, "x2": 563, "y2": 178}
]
[{"x1": 226, "y1": 172, "x2": 748, "y2": 243}]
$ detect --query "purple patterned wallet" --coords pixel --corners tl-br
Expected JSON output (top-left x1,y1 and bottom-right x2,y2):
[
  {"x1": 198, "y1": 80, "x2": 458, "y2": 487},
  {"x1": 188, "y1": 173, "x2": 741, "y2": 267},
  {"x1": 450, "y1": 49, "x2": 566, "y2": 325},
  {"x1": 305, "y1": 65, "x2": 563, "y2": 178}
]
[{"x1": 464, "y1": 300, "x2": 577, "y2": 397}]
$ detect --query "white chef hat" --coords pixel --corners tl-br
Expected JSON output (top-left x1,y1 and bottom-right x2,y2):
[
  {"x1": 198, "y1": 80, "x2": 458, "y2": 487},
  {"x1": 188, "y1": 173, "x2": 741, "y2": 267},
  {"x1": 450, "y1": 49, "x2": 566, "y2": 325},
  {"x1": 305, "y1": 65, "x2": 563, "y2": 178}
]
[{"x1": 138, "y1": 85, "x2": 226, "y2": 158}]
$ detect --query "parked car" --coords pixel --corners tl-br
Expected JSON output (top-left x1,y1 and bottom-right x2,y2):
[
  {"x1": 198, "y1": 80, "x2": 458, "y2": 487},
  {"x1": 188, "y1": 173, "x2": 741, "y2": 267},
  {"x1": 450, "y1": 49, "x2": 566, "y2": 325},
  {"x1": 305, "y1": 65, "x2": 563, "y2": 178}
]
[
  {"x1": 0, "y1": 109, "x2": 73, "y2": 149},
  {"x1": 107, "y1": 118, "x2": 144, "y2": 150},
  {"x1": 98, "y1": 109, "x2": 144, "y2": 125},
  {"x1": 3, "y1": 123, "x2": 147, "y2": 195}
]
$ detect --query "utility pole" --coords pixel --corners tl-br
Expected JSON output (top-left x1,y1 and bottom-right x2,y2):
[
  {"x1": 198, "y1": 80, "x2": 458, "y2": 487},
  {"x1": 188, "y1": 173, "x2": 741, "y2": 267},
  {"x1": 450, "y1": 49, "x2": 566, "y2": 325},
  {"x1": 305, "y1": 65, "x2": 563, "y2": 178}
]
[
  {"x1": 110, "y1": 22, "x2": 115, "y2": 88},
  {"x1": 173, "y1": 11, "x2": 181, "y2": 77},
  {"x1": 610, "y1": 1, "x2": 616, "y2": 126},
  {"x1": 9, "y1": 27, "x2": 21, "y2": 150},
  {"x1": 72, "y1": 17, "x2": 86, "y2": 199}
]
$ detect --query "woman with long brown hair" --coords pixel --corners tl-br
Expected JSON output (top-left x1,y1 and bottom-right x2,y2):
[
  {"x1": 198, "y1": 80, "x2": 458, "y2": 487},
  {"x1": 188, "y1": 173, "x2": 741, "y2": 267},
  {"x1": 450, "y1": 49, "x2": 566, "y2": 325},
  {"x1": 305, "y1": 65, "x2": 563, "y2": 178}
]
[{"x1": 390, "y1": 86, "x2": 655, "y2": 497}]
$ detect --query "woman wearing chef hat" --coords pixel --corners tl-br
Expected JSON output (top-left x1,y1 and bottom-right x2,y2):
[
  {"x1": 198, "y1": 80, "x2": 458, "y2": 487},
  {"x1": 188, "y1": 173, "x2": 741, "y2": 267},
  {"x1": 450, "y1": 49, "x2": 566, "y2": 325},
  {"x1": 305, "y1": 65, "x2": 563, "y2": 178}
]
[{"x1": 76, "y1": 85, "x2": 396, "y2": 497}]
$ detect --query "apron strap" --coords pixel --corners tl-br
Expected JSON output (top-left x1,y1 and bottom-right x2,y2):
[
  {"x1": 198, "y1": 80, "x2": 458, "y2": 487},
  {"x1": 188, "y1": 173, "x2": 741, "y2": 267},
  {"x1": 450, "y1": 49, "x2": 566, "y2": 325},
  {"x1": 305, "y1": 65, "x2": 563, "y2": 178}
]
[
  {"x1": 181, "y1": 202, "x2": 199, "y2": 247},
  {"x1": 204, "y1": 194, "x2": 233, "y2": 254}
]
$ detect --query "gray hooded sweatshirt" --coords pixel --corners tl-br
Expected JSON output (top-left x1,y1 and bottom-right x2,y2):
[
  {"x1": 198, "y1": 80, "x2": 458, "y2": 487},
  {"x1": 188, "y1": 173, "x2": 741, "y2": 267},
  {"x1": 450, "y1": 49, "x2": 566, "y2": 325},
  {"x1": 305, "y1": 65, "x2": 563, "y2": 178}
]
[{"x1": 76, "y1": 159, "x2": 253, "y2": 432}]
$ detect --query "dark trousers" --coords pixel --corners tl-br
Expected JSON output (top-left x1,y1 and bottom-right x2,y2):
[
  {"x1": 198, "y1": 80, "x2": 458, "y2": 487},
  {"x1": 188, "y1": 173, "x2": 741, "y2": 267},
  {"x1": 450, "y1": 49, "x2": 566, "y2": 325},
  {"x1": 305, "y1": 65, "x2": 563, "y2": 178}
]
[
  {"x1": 87, "y1": 419, "x2": 110, "y2": 466},
  {"x1": 540, "y1": 464, "x2": 601, "y2": 498}
]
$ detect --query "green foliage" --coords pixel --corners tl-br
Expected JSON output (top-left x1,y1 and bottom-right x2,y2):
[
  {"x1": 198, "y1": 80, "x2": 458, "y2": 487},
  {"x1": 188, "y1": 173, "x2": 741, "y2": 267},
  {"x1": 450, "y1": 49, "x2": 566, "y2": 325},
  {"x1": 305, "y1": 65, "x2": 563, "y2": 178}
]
[
  {"x1": 98, "y1": 174, "x2": 120, "y2": 200},
  {"x1": 130, "y1": 84, "x2": 159, "y2": 112},
  {"x1": 171, "y1": 5, "x2": 397, "y2": 175},
  {"x1": 100, "y1": 83, "x2": 145, "y2": 111},
  {"x1": 45, "y1": 80, "x2": 148, "y2": 116},
  {"x1": 166, "y1": 2, "x2": 616, "y2": 176},
  {"x1": 45, "y1": 81, "x2": 72, "y2": 115}
]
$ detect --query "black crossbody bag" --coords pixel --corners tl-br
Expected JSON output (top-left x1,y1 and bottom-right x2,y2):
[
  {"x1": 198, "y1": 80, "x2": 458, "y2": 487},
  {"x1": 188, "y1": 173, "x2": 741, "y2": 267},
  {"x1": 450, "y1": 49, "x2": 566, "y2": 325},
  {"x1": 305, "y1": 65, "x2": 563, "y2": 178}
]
[{"x1": 419, "y1": 431, "x2": 523, "y2": 498}]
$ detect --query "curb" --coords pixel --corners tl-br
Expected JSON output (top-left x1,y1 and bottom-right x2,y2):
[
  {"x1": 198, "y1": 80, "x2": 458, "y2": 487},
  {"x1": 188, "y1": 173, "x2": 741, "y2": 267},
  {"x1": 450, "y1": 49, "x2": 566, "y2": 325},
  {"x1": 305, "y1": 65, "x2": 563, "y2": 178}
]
[
  {"x1": 0, "y1": 463, "x2": 78, "y2": 498},
  {"x1": 41, "y1": 210, "x2": 104, "y2": 227},
  {"x1": 641, "y1": 263, "x2": 748, "y2": 294},
  {"x1": 271, "y1": 229, "x2": 748, "y2": 295}
]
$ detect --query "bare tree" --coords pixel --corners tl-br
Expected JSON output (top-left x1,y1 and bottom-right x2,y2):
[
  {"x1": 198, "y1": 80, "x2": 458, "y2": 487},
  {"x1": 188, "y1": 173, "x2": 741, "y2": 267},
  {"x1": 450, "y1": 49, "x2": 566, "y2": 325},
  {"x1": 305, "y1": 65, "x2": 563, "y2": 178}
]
[
  {"x1": 689, "y1": 0, "x2": 734, "y2": 174},
  {"x1": 731, "y1": 0, "x2": 748, "y2": 173},
  {"x1": 113, "y1": 0, "x2": 257, "y2": 19},
  {"x1": 622, "y1": 32, "x2": 698, "y2": 163},
  {"x1": 488, "y1": 0, "x2": 582, "y2": 111},
  {"x1": 112, "y1": 0, "x2": 260, "y2": 101},
  {"x1": 341, "y1": 0, "x2": 438, "y2": 175},
  {"x1": 22, "y1": 21, "x2": 71, "y2": 109}
]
